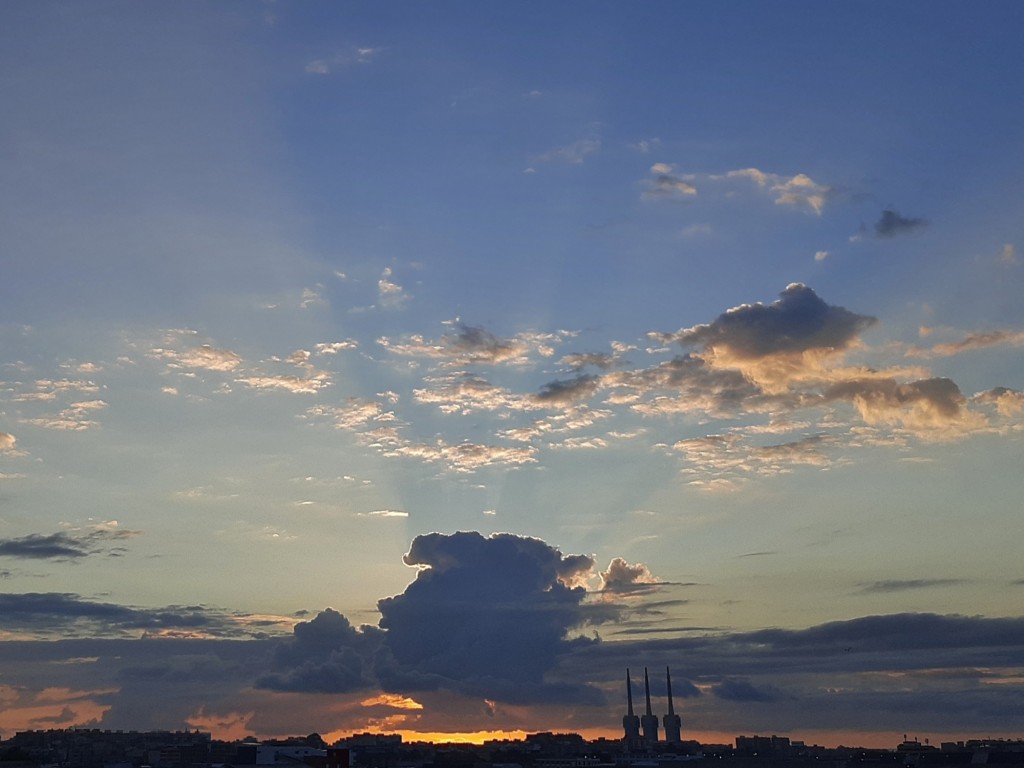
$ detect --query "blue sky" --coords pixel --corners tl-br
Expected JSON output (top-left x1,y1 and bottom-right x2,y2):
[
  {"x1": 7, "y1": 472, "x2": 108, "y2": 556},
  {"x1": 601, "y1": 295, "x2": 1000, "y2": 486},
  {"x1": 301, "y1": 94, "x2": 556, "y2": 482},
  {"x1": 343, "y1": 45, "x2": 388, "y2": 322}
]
[{"x1": 1, "y1": 0, "x2": 1023, "y2": 746}]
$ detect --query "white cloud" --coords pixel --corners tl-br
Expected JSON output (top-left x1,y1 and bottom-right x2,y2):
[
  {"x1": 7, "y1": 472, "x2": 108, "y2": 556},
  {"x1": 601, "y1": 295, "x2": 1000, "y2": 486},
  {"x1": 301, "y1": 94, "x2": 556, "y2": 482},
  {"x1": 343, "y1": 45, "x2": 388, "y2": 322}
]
[
  {"x1": 153, "y1": 343, "x2": 242, "y2": 372},
  {"x1": 314, "y1": 340, "x2": 359, "y2": 355},
  {"x1": 378, "y1": 267, "x2": 410, "y2": 309},
  {"x1": 361, "y1": 509, "x2": 409, "y2": 518},
  {"x1": 533, "y1": 137, "x2": 600, "y2": 165},
  {"x1": 235, "y1": 374, "x2": 331, "y2": 395}
]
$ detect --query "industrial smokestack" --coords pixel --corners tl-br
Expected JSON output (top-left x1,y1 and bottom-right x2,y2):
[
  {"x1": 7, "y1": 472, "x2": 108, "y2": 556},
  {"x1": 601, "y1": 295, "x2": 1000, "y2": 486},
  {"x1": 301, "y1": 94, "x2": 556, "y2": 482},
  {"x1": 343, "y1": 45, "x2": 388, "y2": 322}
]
[
  {"x1": 663, "y1": 667, "x2": 682, "y2": 744},
  {"x1": 622, "y1": 669, "x2": 641, "y2": 744},
  {"x1": 640, "y1": 667, "x2": 659, "y2": 745}
]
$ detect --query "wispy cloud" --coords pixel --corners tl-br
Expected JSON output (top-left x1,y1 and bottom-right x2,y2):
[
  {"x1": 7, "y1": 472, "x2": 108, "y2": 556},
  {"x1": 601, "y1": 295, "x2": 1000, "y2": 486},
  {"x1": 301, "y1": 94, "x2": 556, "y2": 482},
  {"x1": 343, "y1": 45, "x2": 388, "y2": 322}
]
[{"x1": 874, "y1": 209, "x2": 928, "y2": 237}]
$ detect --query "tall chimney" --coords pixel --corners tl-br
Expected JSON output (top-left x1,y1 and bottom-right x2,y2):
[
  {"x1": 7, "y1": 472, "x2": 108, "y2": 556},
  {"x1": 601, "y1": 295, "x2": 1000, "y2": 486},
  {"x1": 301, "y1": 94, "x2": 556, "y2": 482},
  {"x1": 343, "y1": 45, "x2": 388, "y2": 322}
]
[
  {"x1": 663, "y1": 667, "x2": 682, "y2": 744},
  {"x1": 622, "y1": 669, "x2": 640, "y2": 744},
  {"x1": 640, "y1": 667, "x2": 660, "y2": 745}
]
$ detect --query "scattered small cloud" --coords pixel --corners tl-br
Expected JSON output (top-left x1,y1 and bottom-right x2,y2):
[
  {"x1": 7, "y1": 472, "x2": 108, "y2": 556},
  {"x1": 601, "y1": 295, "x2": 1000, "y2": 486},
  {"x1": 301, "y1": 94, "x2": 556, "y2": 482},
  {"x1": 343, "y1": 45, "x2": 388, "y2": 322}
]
[
  {"x1": 642, "y1": 163, "x2": 697, "y2": 200},
  {"x1": 532, "y1": 137, "x2": 600, "y2": 166},
  {"x1": 815, "y1": 250, "x2": 829, "y2": 262},
  {"x1": 875, "y1": 209, "x2": 927, "y2": 238},
  {"x1": 305, "y1": 47, "x2": 384, "y2": 75},
  {"x1": 378, "y1": 267, "x2": 410, "y2": 309},
  {"x1": 362, "y1": 510, "x2": 409, "y2": 519},
  {"x1": 630, "y1": 138, "x2": 661, "y2": 153},
  {"x1": 856, "y1": 579, "x2": 966, "y2": 594}
]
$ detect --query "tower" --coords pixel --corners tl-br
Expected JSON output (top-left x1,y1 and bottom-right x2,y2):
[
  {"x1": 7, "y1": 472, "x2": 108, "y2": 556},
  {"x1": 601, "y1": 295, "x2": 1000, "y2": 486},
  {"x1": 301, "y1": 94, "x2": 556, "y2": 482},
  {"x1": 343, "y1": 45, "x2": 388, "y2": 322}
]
[
  {"x1": 662, "y1": 667, "x2": 682, "y2": 744},
  {"x1": 622, "y1": 669, "x2": 641, "y2": 745},
  {"x1": 640, "y1": 666, "x2": 660, "y2": 745}
]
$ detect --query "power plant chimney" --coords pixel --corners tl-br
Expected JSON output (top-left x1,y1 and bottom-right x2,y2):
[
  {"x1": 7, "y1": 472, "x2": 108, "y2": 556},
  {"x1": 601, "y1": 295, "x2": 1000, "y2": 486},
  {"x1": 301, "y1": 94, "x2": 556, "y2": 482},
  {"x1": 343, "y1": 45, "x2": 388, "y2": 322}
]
[
  {"x1": 662, "y1": 666, "x2": 682, "y2": 743},
  {"x1": 622, "y1": 668, "x2": 641, "y2": 745},
  {"x1": 640, "y1": 667, "x2": 660, "y2": 745}
]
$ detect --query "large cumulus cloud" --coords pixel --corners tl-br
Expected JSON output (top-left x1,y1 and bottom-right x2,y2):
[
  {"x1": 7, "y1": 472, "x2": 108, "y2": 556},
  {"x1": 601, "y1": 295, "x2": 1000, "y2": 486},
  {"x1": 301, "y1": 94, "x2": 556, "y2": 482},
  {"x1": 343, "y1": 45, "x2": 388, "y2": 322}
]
[
  {"x1": 257, "y1": 532, "x2": 611, "y2": 705},
  {"x1": 670, "y1": 283, "x2": 874, "y2": 358}
]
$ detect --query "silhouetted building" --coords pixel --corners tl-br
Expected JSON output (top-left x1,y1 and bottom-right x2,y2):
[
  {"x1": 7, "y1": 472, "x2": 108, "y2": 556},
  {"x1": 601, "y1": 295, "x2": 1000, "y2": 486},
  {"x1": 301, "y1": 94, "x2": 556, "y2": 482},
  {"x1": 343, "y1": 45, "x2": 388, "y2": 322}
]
[
  {"x1": 662, "y1": 667, "x2": 681, "y2": 745},
  {"x1": 640, "y1": 667, "x2": 659, "y2": 746}
]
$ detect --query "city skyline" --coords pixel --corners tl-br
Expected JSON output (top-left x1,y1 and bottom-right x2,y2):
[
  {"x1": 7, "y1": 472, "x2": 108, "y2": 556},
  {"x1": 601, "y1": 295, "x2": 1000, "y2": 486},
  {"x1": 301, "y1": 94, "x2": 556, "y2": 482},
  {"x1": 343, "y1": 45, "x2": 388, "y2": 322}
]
[{"x1": 2, "y1": 0, "x2": 1024, "y2": 748}]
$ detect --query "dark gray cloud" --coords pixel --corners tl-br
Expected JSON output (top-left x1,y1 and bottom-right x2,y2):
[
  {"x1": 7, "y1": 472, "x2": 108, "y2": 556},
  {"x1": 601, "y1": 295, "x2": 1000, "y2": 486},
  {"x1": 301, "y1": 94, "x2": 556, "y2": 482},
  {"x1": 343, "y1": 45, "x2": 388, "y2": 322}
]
[
  {"x1": 875, "y1": 209, "x2": 928, "y2": 237},
  {"x1": 378, "y1": 532, "x2": 602, "y2": 703},
  {"x1": 3, "y1": 602, "x2": 1024, "y2": 737},
  {"x1": 665, "y1": 284, "x2": 876, "y2": 359},
  {"x1": 856, "y1": 579, "x2": 966, "y2": 594},
  {"x1": 0, "y1": 592, "x2": 262, "y2": 639},
  {"x1": 559, "y1": 352, "x2": 617, "y2": 371},
  {"x1": 257, "y1": 608, "x2": 383, "y2": 693},
  {"x1": 825, "y1": 376, "x2": 966, "y2": 423},
  {"x1": 0, "y1": 533, "x2": 92, "y2": 559},
  {"x1": 534, "y1": 374, "x2": 601, "y2": 404},
  {"x1": 713, "y1": 678, "x2": 779, "y2": 702},
  {"x1": 447, "y1": 323, "x2": 521, "y2": 363},
  {"x1": 255, "y1": 532, "x2": 607, "y2": 705},
  {"x1": 0, "y1": 527, "x2": 141, "y2": 561}
]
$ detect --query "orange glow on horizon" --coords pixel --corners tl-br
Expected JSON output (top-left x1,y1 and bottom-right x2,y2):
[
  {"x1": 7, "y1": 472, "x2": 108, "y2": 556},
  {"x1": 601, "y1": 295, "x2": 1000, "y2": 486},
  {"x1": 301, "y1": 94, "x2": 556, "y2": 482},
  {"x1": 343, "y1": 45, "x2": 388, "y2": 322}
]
[
  {"x1": 323, "y1": 728, "x2": 532, "y2": 745},
  {"x1": 359, "y1": 693, "x2": 425, "y2": 710}
]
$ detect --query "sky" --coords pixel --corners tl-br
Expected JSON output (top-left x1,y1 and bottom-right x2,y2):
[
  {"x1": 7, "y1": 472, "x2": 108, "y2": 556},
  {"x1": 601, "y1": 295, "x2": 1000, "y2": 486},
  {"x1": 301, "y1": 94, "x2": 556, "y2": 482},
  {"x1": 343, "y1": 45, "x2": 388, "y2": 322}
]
[{"x1": 1, "y1": 0, "x2": 1023, "y2": 749}]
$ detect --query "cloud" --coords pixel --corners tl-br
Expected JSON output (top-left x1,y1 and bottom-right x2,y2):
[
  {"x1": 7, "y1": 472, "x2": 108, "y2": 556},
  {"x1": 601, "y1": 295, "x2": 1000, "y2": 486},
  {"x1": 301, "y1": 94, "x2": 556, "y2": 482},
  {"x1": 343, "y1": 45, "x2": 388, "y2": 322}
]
[
  {"x1": 713, "y1": 678, "x2": 779, "y2": 702},
  {"x1": 533, "y1": 138, "x2": 600, "y2": 165},
  {"x1": 314, "y1": 340, "x2": 359, "y2": 355},
  {"x1": 379, "y1": 322, "x2": 567, "y2": 368},
  {"x1": 257, "y1": 609, "x2": 383, "y2": 693},
  {"x1": 665, "y1": 284, "x2": 875, "y2": 361},
  {"x1": 0, "y1": 534, "x2": 92, "y2": 560},
  {"x1": 534, "y1": 375, "x2": 601, "y2": 405},
  {"x1": 907, "y1": 329, "x2": 1024, "y2": 358},
  {"x1": 235, "y1": 373, "x2": 331, "y2": 395},
  {"x1": 414, "y1": 373, "x2": 536, "y2": 415},
  {"x1": 672, "y1": 433, "x2": 836, "y2": 482},
  {"x1": 1000, "y1": 243, "x2": 1019, "y2": 266},
  {"x1": 973, "y1": 387, "x2": 1024, "y2": 417},
  {"x1": 630, "y1": 138, "x2": 661, "y2": 153},
  {"x1": 652, "y1": 284, "x2": 877, "y2": 396},
  {"x1": 153, "y1": 342, "x2": 242, "y2": 372},
  {"x1": 825, "y1": 376, "x2": 984, "y2": 436},
  {"x1": 0, "y1": 524, "x2": 141, "y2": 562},
  {"x1": 0, "y1": 431, "x2": 16, "y2": 451},
  {"x1": 874, "y1": 209, "x2": 927, "y2": 238},
  {"x1": 724, "y1": 168, "x2": 831, "y2": 214},
  {"x1": 0, "y1": 593, "x2": 257, "y2": 639},
  {"x1": 378, "y1": 268, "x2": 410, "y2": 309},
  {"x1": 856, "y1": 579, "x2": 966, "y2": 594},
  {"x1": 599, "y1": 558, "x2": 660, "y2": 594},
  {"x1": 376, "y1": 532, "x2": 602, "y2": 703},
  {"x1": 642, "y1": 163, "x2": 698, "y2": 200},
  {"x1": 257, "y1": 533, "x2": 606, "y2": 705},
  {"x1": 305, "y1": 47, "x2": 384, "y2": 75},
  {"x1": 645, "y1": 166, "x2": 831, "y2": 213}
]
